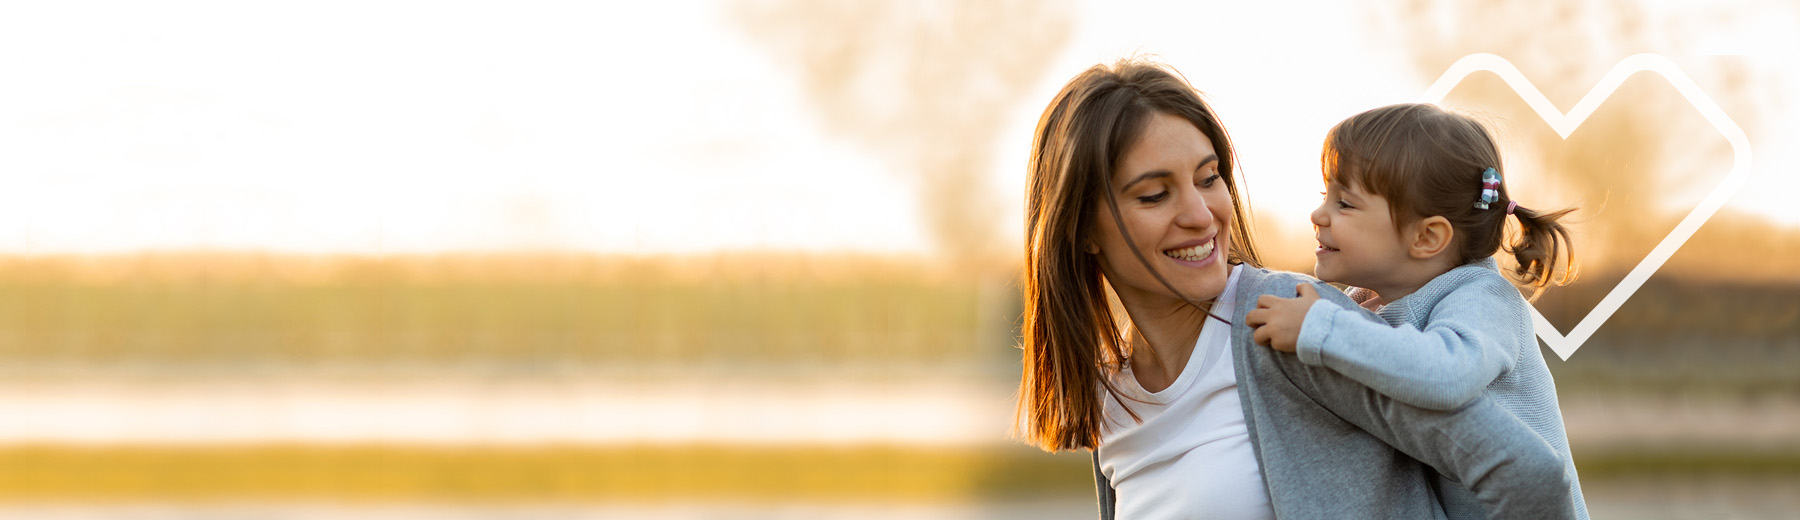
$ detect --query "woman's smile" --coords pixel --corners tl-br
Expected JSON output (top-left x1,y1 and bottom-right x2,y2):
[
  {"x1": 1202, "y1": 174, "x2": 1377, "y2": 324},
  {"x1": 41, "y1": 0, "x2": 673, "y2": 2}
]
[
  {"x1": 1089, "y1": 110, "x2": 1234, "y2": 304},
  {"x1": 1162, "y1": 236, "x2": 1218, "y2": 266}
]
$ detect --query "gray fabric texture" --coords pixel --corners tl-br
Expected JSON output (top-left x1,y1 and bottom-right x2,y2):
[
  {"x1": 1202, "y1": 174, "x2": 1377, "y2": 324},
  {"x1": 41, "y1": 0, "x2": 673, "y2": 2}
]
[
  {"x1": 1091, "y1": 265, "x2": 1576, "y2": 519},
  {"x1": 1294, "y1": 258, "x2": 1588, "y2": 519}
]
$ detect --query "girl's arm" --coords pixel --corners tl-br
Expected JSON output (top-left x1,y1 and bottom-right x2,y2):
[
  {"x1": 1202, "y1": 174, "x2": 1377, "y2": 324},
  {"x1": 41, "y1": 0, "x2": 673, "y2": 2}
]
[
  {"x1": 1294, "y1": 278, "x2": 1522, "y2": 410},
  {"x1": 1242, "y1": 275, "x2": 1576, "y2": 520},
  {"x1": 1250, "y1": 344, "x2": 1577, "y2": 520}
]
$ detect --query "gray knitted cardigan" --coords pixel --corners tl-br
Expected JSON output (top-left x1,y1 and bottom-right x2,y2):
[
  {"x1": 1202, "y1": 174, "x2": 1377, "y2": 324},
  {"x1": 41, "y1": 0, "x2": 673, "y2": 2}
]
[
  {"x1": 1092, "y1": 265, "x2": 1575, "y2": 519},
  {"x1": 1294, "y1": 258, "x2": 1587, "y2": 519}
]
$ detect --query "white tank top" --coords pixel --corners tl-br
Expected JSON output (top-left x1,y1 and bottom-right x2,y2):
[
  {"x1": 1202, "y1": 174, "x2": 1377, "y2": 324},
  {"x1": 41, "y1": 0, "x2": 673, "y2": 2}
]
[{"x1": 1096, "y1": 265, "x2": 1273, "y2": 519}]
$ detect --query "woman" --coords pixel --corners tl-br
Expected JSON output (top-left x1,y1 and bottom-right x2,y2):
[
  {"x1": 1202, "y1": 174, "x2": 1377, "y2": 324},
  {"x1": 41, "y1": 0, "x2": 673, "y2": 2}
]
[{"x1": 1014, "y1": 59, "x2": 1576, "y2": 519}]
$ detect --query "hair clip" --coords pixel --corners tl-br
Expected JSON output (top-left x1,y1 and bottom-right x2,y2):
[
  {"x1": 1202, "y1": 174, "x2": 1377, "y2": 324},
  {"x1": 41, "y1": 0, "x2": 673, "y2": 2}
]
[{"x1": 1474, "y1": 168, "x2": 1500, "y2": 210}]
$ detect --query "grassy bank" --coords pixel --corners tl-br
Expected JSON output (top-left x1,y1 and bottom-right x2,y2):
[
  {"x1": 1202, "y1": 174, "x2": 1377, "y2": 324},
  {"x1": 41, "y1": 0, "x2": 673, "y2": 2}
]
[
  {"x1": 0, "y1": 253, "x2": 1014, "y2": 371},
  {"x1": 0, "y1": 253, "x2": 1793, "y2": 380},
  {"x1": 0, "y1": 445, "x2": 1090, "y2": 502},
  {"x1": 0, "y1": 444, "x2": 1796, "y2": 502}
]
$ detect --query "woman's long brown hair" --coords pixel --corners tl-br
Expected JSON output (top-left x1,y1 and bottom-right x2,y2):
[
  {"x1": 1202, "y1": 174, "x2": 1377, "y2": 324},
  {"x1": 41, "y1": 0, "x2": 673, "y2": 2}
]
[{"x1": 1016, "y1": 59, "x2": 1259, "y2": 452}]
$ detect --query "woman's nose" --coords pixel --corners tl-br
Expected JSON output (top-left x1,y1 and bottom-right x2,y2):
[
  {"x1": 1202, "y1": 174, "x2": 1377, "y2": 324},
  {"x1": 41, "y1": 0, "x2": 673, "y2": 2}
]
[{"x1": 1174, "y1": 188, "x2": 1215, "y2": 229}]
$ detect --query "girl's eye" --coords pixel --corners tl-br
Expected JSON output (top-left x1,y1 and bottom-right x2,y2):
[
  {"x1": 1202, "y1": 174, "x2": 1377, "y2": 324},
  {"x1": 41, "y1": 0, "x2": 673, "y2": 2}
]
[
  {"x1": 1137, "y1": 191, "x2": 1169, "y2": 204},
  {"x1": 1337, "y1": 200, "x2": 1354, "y2": 210}
]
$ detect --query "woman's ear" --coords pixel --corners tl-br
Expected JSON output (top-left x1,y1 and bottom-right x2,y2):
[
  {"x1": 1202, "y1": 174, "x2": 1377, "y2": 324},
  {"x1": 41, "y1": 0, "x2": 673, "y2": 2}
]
[
  {"x1": 1084, "y1": 242, "x2": 1100, "y2": 254},
  {"x1": 1408, "y1": 216, "x2": 1455, "y2": 259}
]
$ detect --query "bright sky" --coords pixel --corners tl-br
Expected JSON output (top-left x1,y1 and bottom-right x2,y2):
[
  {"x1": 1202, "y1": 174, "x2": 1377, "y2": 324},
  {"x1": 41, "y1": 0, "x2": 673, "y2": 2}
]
[{"x1": 0, "y1": 1, "x2": 1792, "y2": 255}]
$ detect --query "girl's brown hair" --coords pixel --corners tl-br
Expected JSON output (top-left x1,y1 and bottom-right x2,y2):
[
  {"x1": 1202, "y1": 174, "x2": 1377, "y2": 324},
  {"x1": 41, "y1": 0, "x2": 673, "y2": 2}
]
[
  {"x1": 1322, "y1": 103, "x2": 1577, "y2": 300},
  {"x1": 1016, "y1": 58, "x2": 1259, "y2": 452}
]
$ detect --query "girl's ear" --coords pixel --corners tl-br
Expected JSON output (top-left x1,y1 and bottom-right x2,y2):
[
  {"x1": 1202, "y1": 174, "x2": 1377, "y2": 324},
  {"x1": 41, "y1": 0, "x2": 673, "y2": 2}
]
[{"x1": 1408, "y1": 216, "x2": 1455, "y2": 260}]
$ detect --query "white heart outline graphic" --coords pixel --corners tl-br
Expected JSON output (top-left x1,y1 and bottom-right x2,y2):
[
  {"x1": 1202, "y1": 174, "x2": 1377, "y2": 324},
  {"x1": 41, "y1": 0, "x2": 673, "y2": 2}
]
[{"x1": 1418, "y1": 53, "x2": 1754, "y2": 361}]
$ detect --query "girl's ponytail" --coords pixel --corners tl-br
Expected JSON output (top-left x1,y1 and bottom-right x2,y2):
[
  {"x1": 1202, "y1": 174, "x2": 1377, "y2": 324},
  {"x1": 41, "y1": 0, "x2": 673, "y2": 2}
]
[{"x1": 1506, "y1": 204, "x2": 1579, "y2": 301}]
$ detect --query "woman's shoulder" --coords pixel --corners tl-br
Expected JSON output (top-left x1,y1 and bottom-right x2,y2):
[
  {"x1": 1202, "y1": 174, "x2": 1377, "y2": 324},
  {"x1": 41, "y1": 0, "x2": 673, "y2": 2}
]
[
  {"x1": 1245, "y1": 262, "x2": 1346, "y2": 295},
  {"x1": 1236, "y1": 264, "x2": 1323, "y2": 295},
  {"x1": 1232, "y1": 265, "x2": 1344, "y2": 312},
  {"x1": 1234, "y1": 265, "x2": 1362, "y2": 316}
]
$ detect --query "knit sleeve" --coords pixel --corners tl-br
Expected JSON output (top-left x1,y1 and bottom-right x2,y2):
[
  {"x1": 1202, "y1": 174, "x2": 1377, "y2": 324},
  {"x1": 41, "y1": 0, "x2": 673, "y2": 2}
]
[{"x1": 1293, "y1": 280, "x2": 1520, "y2": 410}]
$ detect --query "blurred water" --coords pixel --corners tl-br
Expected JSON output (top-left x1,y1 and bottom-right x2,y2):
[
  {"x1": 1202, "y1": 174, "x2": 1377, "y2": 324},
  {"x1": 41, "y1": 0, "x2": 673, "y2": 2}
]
[
  {"x1": 2, "y1": 378, "x2": 1797, "y2": 517},
  {"x1": 0, "y1": 378, "x2": 1011, "y2": 445},
  {"x1": 2, "y1": 484, "x2": 1798, "y2": 520},
  {"x1": 1583, "y1": 475, "x2": 1800, "y2": 520},
  {"x1": 4, "y1": 378, "x2": 1797, "y2": 448}
]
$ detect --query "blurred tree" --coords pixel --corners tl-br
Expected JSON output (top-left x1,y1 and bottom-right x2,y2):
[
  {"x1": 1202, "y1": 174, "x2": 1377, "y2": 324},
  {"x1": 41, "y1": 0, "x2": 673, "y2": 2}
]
[
  {"x1": 730, "y1": 0, "x2": 1074, "y2": 271},
  {"x1": 1359, "y1": 0, "x2": 1791, "y2": 330}
]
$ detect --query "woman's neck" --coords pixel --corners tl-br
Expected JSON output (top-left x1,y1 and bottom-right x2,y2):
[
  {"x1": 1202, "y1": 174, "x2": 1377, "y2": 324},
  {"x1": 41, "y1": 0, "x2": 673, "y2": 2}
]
[{"x1": 1119, "y1": 292, "x2": 1212, "y2": 393}]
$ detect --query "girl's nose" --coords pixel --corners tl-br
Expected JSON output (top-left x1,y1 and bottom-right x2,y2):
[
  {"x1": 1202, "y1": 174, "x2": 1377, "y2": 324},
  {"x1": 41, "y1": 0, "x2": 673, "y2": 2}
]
[{"x1": 1310, "y1": 202, "x2": 1329, "y2": 227}]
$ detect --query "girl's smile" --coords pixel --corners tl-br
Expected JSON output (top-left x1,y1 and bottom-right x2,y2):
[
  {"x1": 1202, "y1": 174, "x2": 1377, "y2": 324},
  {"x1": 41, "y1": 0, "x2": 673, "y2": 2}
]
[{"x1": 1309, "y1": 180, "x2": 1416, "y2": 297}]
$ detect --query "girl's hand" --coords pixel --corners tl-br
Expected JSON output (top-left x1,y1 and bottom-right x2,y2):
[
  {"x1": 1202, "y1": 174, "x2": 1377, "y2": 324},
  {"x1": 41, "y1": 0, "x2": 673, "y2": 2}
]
[{"x1": 1245, "y1": 283, "x2": 1321, "y2": 353}]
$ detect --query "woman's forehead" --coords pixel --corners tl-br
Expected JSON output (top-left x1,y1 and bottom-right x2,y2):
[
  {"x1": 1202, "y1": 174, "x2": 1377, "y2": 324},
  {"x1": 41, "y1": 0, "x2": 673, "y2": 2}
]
[{"x1": 1116, "y1": 113, "x2": 1215, "y2": 177}]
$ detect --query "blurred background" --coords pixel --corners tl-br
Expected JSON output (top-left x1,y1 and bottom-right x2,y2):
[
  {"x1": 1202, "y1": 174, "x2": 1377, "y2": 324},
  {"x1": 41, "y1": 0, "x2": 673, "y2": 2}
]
[{"x1": 0, "y1": 0, "x2": 1795, "y2": 518}]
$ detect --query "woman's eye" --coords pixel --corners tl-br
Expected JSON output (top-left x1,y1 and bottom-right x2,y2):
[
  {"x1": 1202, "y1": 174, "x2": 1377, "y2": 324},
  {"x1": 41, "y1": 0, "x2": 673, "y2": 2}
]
[
  {"x1": 1137, "y1": 191, "x2": 1169, "y2": 204},
  {"x1": 1198, "y1": 174, "x2": 1221, "y2": 189}
]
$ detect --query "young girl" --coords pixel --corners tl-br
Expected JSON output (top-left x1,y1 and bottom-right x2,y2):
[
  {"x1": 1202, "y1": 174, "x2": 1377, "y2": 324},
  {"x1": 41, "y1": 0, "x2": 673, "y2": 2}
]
[{"x1": 1245, "y1": 103, "x2": 1588, "y2": 519}]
